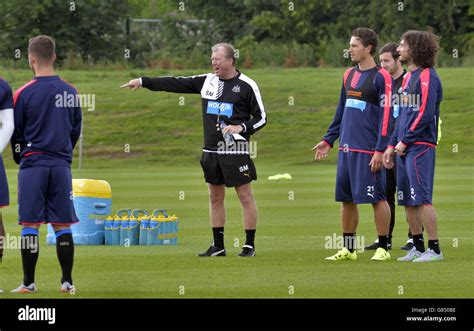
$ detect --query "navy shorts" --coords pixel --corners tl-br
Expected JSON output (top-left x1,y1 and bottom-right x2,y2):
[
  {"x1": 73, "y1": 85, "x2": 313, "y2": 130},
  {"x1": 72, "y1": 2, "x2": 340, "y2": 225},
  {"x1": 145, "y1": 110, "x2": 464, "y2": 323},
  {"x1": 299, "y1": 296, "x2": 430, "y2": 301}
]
[
  {"x1": 396, "y1": 144, "x2": 436, "y2": 206},
  {"x1": 0, "y1": 156, "x2": 9, "y2": 207},
  {"x1": 335, "y1": 150, "x2": 386, "y2": 204},
  {"x1": 18, "y1": 166, "x2": 79, "y2": 225}
]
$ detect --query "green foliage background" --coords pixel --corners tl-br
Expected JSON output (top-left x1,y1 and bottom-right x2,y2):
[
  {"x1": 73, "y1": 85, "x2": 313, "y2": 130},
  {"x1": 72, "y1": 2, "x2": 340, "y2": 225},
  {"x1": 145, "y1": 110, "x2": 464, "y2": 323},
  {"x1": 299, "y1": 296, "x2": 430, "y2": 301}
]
[{"x1": 0, "y1": 0, "x2": 472, "y2": 69}]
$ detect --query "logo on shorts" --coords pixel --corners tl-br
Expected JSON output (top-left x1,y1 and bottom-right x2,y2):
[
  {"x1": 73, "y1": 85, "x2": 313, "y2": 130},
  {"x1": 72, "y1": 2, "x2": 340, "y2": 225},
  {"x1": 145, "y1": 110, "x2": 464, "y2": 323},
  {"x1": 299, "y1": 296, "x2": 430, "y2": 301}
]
[
  {"x1": 366, "y1": 185, "x2": 375, "y2": 198},
  {"x1": 232, "y1": 85, "x2": 240, "y2": 93},
  {"x1": 239, "y1": 165, "x2": 249, "y2": 173}
]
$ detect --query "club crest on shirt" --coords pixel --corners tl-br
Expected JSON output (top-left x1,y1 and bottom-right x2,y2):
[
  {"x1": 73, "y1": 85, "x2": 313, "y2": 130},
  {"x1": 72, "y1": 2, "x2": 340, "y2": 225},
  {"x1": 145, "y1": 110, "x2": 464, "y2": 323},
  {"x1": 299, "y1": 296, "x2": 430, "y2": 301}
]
[{"x1": 232, "y1": 85, "x2": 240, "y2": 93}]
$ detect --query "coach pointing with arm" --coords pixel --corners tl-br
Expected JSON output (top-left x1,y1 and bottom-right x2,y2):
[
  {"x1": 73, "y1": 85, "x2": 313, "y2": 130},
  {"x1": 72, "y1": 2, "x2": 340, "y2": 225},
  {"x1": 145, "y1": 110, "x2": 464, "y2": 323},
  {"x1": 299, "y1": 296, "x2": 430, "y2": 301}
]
[{"x1": 122, "y1": 43, "x2": 267, "y2": 257}]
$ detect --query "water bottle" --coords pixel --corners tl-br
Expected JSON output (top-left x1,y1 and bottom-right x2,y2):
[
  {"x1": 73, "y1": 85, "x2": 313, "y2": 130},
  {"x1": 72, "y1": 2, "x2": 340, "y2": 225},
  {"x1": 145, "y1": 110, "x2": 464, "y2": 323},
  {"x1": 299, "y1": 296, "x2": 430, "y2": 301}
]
[{"x1": 219, "y1": 120, "x2": 234, "y2": 147}]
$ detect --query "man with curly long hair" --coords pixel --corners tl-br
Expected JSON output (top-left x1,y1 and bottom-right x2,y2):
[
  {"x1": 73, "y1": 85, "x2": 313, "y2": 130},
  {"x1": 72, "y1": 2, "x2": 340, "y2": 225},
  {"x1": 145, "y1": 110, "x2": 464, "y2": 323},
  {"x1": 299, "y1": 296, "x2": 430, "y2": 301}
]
[{"x1": 383, "y1": 30, "x2": 444, "y2": 262}]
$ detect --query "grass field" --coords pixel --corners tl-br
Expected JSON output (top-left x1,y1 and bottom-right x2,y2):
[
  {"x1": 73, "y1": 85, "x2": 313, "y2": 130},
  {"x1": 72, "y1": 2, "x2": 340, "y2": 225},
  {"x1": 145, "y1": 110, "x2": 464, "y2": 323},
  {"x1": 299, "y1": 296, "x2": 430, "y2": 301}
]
[
  {"x1": 0, "y1": 67, "x2": 472, "y2": 167},
  {"x1": 0, "y1": 67, "x2": 473, "y2": 298},
  {"x1": 1, "y1": 164, "x2": 473, "y2": 298}
]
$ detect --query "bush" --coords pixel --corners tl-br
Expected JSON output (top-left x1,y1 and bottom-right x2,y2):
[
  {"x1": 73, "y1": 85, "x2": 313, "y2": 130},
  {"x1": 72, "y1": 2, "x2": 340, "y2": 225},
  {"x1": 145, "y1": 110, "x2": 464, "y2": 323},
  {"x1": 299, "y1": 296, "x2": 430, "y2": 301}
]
[{"x1": 235, "y1": 39, "x2": 318, "y2": 68}]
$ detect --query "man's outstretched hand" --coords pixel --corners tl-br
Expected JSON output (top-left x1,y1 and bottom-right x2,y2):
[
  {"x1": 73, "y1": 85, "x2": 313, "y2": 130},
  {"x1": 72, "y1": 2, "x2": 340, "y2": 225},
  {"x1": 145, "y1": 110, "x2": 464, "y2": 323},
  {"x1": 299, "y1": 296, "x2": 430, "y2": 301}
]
[
  {"x1": 312, "y1": 141, "x2": 331, "y2": 160},
  {"x1": 121, "y1": 79, "x2": 141, "y2": 91}
]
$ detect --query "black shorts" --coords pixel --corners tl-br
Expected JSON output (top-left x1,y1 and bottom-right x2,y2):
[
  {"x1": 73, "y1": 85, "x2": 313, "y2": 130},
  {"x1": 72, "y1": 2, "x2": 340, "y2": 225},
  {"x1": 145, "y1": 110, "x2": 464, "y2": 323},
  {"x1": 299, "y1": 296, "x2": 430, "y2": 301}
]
[{"x1": 200, "y1": 151, "x2": 257, "y2": 187}]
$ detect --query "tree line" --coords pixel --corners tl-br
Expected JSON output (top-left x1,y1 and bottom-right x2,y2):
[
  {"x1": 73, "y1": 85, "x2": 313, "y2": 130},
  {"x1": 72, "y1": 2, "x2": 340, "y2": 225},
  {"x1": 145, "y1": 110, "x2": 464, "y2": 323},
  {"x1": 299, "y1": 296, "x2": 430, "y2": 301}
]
[{"x1": 0, "y1": 0, "x2": 472, "y2": 69}]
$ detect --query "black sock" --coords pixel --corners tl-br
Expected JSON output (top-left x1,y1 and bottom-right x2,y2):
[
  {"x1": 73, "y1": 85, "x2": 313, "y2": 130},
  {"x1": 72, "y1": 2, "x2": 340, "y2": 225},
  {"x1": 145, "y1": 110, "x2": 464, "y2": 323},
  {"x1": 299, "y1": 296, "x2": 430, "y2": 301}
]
[
  {"x1": 343, "y1": 233, "x2": 356, "y2": 253},
  {"x1": 428, "y1": 239, "x2": 441, "y2": 254},
  {"x1": 378, "y1": 235, "x2": 389, "y2": 250},
  {"x1": 20, "y1": 228, "x2": 39, "y2": 286},
  {"x1": 212, "y1": 227, "x2": 224, "y2": 248},
  {"x1": 410, "y1": 225, "x2": 425, "y2": 237},
  {"x1": 56, "y1": 229, "x2": 74, "y2": 284},
  {"x1": 412, "y1": 233, "x2": 425, "y2": 252},
  {"x1": 245, "y1": 229, "x2": 256, "y2": 248}
]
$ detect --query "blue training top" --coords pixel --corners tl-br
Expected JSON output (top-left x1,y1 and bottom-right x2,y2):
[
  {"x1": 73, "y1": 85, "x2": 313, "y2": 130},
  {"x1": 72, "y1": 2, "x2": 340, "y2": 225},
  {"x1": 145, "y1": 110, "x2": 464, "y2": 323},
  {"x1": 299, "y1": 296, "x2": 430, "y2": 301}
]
[
  {"x1": 389, "y1": 67, "x2": 442, "y2": 148},
  {"x1": 11, "y1": 75, "x2": 82, "y2": 168},
  {"x1": 323, "y1": 66, "x2": 393, "y2": 155}
]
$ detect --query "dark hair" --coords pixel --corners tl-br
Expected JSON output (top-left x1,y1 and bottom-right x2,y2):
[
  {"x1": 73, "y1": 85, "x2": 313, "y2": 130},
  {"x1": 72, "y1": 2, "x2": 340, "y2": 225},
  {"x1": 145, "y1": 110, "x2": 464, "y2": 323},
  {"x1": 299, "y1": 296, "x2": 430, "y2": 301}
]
[
  {"x1": 379, "y1": 42, "x2": 400, "y2": 60},
  {"x1": 352, "y1": 27, "x2": 378, "y2": 56},
  {"x1": 28, "y1": 35, "x2": 56, "y2": 63},
  {"x1": 401, "y1": 30, "x2": 439, "y2": 68}
]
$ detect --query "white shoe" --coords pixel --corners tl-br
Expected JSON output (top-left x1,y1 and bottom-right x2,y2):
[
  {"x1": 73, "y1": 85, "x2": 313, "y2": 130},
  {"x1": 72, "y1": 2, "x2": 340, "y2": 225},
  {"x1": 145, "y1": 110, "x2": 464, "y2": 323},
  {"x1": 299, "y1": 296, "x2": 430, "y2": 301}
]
[
  {"x1": 412, "y1": 248, "x2": 444, "y2": 262},
  {"x1": 397, "y1": 247, "x2": 423, "y2": 261},
  {"x1": 61, "y1": 281, "x2": 76, "y2": 293},
  {"x1": 10, "y1": 283, "x2": 37, "y2": 293}
]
